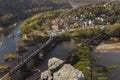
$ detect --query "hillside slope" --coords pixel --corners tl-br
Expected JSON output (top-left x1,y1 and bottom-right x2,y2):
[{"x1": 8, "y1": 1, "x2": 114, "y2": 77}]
[
  {"x1": 0, "y1": 0, "x2": 71, "y2": 27},
  {"x1": 68, "y1": 0, "x2": 119, "y2": 5},
  {"x1": 0, "y1": 0, "x2": 71, "y2": 16}
]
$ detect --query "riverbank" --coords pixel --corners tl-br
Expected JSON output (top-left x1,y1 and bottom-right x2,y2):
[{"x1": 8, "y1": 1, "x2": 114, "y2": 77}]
[
  {"x1": 95, "y1": 42, "x2": 120, "y2": 52},
  {"x1": 94, "y1": 44, "x2": 120, "y2": 80},
  {"x1": 0, "y1": 22, "x2": 18, "y2": 35}
]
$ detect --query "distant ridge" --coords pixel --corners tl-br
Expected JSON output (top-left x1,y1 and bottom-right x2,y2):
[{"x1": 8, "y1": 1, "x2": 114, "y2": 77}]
[
  {"x1": 0, "y1": 0, "x2": 72, "y2": 27},
  {"x1": 0, "y1": 0, "x2": 71, "y2": 17},
  {"x1": 68, "y1": 0, "x2": 120, "y2": 5}
]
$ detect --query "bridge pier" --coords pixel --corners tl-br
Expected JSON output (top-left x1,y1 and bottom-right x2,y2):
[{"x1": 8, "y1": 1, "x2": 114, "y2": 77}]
[
  {"x1": 1, "y1": 36, "x2": 54, "y2": 80},
  {"x1": 20, "y1": 64, "x2": 27, "y2": 71},
  {"x1": 32, "y1": 54, "x2": 41, "y2": 66}
]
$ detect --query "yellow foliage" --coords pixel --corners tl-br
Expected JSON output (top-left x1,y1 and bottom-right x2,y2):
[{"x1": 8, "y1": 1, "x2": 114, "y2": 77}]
[
  {"x1": 4, "y1": 54, "x2": 19, "y2": 60},
  {"x1": 0, "y1": 65, "x2": 9, "y2": 70}
]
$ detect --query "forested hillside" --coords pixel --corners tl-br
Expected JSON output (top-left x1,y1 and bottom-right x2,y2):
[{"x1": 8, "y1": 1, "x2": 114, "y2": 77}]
[
  {"x1": 0, "y1": 0, "x2": 71, "y2": 28},
  {"x1": 68, "y1": 0, "x2": 119, "y2": 5}
]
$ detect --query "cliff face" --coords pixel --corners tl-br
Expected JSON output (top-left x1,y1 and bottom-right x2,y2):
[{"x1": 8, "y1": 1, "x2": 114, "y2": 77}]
[{"x1": 40, "y1": 58, "x2": 85, "y2": 80}]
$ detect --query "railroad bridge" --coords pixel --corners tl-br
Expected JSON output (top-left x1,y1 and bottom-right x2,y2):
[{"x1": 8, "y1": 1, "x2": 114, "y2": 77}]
[
  {"x1": 0, "y1": 28, "x2": 107, "y2": 80},
  {"x1": 83, "y1": 28, "x2": 107, "y2": 46},
  {"x1": 0, "y1": 34, "x2": 55, "y2": 80},
  {"x1": 26, "y1": 28, "x2": 108, "y2": 80}
]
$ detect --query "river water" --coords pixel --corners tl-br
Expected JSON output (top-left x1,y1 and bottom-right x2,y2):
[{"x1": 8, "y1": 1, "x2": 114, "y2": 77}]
[
  {"x1": 0, "y1": 0, "x2": 76, "y2": 66},
  {"x1": 0, "y1": 2, "x2": 120, "y2": 80},
  {"x1": 0, "y1": 22, "x2": 21, "y2": 65},
  {"x1": 0, "y1": 22, "x2": 120, "y2": 80},
  {"x1": 12, "y1": 40, "x2": 75, "y2": 80},
  {"x1": 94, "y1": 52, "x2": 120, "y2": 80},
  {"x1": 37, "y1": 40, "x2": 75, "y2": 71},
  {"x1": 0, "y1": 22, "x2": 75, "y2": 80}
]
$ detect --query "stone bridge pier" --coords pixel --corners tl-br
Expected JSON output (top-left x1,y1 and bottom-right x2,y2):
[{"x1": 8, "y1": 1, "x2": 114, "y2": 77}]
[
  {"x1": 20, "y1": 52, "x2": 44, "y2": 72},
  {"x1": 33, "y1": 51, "x2": 44, "y2": 66}
]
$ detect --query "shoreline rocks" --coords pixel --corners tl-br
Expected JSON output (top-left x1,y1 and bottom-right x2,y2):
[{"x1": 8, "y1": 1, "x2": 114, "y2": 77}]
[
  {"x1": 40, "y1": 58, "x2": 84, "y2": 80},
  {"x1": 95, "y1": 42, "x2": 120, "y2": 52}
]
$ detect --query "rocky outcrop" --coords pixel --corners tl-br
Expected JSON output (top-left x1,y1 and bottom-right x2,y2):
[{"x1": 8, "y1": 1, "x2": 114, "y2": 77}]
[
  {"x1": 53, "y1": 64, "x2": 84, "y2": 80},
  {"x1": 41, "y1": 70, "x2": 52, "y2": 80},
  {"x1": 40, "y1": 58, "x2": 85, "y2": 80},
  {"x1": 48, "y1": 58, "x2": 64, "y2": 71}
]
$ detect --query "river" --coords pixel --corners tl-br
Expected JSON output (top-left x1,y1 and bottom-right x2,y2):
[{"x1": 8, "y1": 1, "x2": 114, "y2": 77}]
[
  {"x1": 0, "y1": 22, "x2": 76, "y2": 80},
  {"x1": 1, "y1": 2, "x2": 120, "y2": 80},
  {"x1": 0, "y1": 2, "x2": 77, "y2": 79},
  {"x1": 94, "y1": 52, "x2": 120, "y2": 80},
  {"x1": 12, "y1": 40, "x2": 75, "y2": 80},
  {"x1": 0, "y1": 0, "x2": 78, "y2": 64},
  {"x1": 0, "y1": 22, "x2": 120, "y2": 80},
  {"x1": 68, "y1": 1, "x2": 120, "y2": 79},
  {"x1": 36, "y1": 40, "x2": 75, "y2": 71},
  {"x1": 0, "y1": 22, "x2": 21, "y2": 65}
]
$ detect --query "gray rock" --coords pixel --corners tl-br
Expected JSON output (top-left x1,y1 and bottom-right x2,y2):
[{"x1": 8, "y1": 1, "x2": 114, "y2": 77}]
[
  {"x1": 40, "y1": 58, "x2": 85, "y2": 80},
  {"x1": 40, "y1": 70, "x2": 52, "y2": 80},
  {"x1": 48, "y1": 58, "x2": 64, "y2": 70},
  {"x1": 53, "y1": 64, "x2": 85, "y2": 80}
]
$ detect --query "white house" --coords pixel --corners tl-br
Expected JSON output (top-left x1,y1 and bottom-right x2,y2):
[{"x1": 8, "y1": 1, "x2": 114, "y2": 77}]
[{"x1": 51, "y1": 25, "x2": 59, "y2": 32}]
